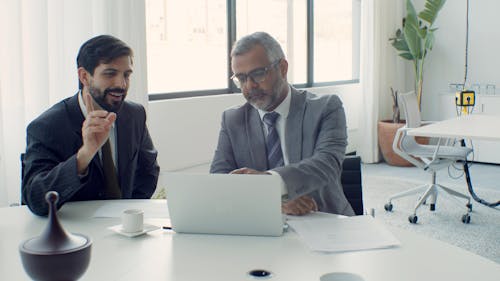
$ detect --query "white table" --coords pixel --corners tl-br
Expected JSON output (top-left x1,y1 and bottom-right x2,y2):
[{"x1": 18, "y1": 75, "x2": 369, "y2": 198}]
[
  {"x1": 408, "y1": 114, "x2": 500, "y2": 141},
  {"x1": 407, "y1": 114, "x2": 500, "y2": 207},
  {"x1": 1, "y1": 200, "x2": 499, "y2": 281}
]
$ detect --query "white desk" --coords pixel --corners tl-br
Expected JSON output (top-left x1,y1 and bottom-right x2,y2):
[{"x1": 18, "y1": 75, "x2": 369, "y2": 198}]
[
  {"x1": 408, "y1": 114, "x2": 500, "y2": 141},
  {"x1": 408, "y1": 114, "x2": 500, "y2": 164},
  {"x1": 1, "y1": 200, "x2": 499, "y2": 280}
]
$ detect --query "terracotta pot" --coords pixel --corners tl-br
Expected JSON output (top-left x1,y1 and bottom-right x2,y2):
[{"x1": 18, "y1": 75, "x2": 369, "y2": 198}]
[{"x1": 377, "y1": 120, "x2": 413, "y2": 166}]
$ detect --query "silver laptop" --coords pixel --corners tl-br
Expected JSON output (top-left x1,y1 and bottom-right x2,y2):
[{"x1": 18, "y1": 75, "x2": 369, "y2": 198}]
[{"x1": 164, "y1": 173, "x2": 284, "y2": 236}]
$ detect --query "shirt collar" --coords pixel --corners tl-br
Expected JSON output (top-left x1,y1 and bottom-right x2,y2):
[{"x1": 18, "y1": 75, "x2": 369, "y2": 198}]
[
  {"x1": 78, "y1": 90, "x2": 88, "y2": 118},
  {"x1": 258, "y1": 85, "x2": 292, "y2": 121}
]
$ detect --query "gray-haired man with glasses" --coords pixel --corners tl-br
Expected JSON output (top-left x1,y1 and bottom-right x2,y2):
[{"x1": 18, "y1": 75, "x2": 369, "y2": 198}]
[{"x1": 210, "y1": 32, "x2": 354, "y2": 216}]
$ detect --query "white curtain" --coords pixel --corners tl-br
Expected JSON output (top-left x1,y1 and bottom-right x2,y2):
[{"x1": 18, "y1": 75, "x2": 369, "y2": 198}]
[
  {"x1": 0, "y1": 81, "x2": 6, "y2": 206},
  {"x1": 0, "y1": 0, "x2": 148, "y2": 206},
  {"x1": 357, "y1": 0, "x2": 406, "y2": 163}
]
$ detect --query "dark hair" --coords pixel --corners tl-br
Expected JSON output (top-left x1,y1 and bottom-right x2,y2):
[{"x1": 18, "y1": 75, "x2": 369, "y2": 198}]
[{"x1": 76, "y1": 35, "x2": 133, "y2": 89}]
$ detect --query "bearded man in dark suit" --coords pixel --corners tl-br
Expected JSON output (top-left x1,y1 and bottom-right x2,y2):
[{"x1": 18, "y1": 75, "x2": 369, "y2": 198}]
[{"x1": 22, "y1": 35, "x2": 160, "y2": 216}]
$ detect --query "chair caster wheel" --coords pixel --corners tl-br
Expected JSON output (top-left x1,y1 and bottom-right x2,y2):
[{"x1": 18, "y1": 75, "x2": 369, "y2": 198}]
[
  {"x1": 384, "y1": 203, "x2": 393, "y2": 212},
  {"x1": 466, "y1": 203, "x2": 472, "y2": 212},
  {"x1": 430, "y1": 204, "x2": 436, "y2": 211},
  {"x1": 462, "y1": 214, "x2": 471, "y2": 224},
  {"x1": 408, "y1": 215, "x2": 418, "y2": 224}
]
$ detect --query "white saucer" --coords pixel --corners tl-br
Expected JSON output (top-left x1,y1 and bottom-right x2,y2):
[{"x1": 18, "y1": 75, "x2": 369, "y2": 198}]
[{"x1": 108, "y1": 223, "x2": 160, "y2": 237}]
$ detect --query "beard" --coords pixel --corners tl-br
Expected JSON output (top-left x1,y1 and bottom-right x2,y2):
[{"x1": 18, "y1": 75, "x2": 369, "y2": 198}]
[
  {"x1": 247, "y1": 78, "x2": 288, "y2": 111},
  {"x1": 88, "y1": 85, "x2": 126, "y2": 113}
]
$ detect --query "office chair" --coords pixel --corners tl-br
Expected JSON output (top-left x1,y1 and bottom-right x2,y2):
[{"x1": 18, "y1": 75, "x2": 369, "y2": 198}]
[
  {"x1": 19, "y1": 153, "x2": 26, "y2": 206},
  {"x1": 341, "y1": 156, "x2": 364, "y2": 215},
  {"x1": 384, "y1": 92, "x2": 473, "y2": 224},
  {"x1": 7, "y1": 153, "x2": 26, "y2": 207}
]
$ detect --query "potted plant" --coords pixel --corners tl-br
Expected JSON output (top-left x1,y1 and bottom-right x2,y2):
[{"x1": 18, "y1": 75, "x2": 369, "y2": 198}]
[
  {"x1": 389, "y1": 0, "x2": 446, "y2": 110},
  {"x1": 378, "y1": 0, "x2": 446, "y2": 166},
  {"x1": 378, "y1": 88, "x2": 413, "y2": 166}
]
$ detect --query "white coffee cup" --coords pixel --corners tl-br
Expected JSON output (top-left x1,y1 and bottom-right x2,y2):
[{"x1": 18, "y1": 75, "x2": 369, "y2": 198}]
[{"x1": 121, "y1": 209, "x2": 144, "y2": 233}]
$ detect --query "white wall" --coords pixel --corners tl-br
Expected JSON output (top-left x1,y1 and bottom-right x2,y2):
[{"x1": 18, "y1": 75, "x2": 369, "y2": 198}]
[
  {"x1": 148, "y1": 94, "x2": 244, "y2": 172},
  {"x1": 148, "y1": 84, "x2": 362, "y2": 172},
  {"x1": 413, "y1": 0, "x2": 500, "y2": 120}
]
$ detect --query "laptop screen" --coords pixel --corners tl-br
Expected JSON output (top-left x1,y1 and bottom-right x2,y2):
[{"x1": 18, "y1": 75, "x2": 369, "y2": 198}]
[{"x1": 164, "y1": 173, "x2": 284, "y2": 236}]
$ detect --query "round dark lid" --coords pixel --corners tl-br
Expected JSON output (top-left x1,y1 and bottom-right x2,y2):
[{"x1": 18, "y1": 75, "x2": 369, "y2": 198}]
[{"x1": 20, "y1": 191, "x2": 91, "y2": 254}]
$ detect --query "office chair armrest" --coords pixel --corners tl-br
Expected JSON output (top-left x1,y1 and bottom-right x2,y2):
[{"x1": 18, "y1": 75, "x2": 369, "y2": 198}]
[
  {"x1": 420, "y1": 120, "x2": 436, "y2": 126},
  {"x1": 392, "y1": 126, "x2": 427, "y2": 169},
  {"x1": 395, "y1": 126, "x2": 408, "y2": 132},
  {"x1": 395, "y1": 125, "x2": 444, "y2": 164}
]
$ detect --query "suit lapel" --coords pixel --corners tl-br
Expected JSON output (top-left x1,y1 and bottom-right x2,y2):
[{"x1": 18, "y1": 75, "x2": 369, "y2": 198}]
[
  {"x1": 66, "y1": 93, "x2": 86, "y2": 141},
  {"x1": 245, "y1": 105, "x2": 268, "y2": 170},
  {"x1": 286, "y1": 88, "x2": 305, "y2": 164}
]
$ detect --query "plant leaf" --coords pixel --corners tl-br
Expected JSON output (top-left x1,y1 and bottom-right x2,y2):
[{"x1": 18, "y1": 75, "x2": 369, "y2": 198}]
[
  {"x1": 425, "y1": 30, "x2": 435, "y2": 51},
  {"x1": 417, "y1": 26, "x2": 427, "y2": 39},
  {"x1": 390, "y1": 1, "x2": 445, "y2": 66},
  {"x1": 399, "y1": 53, "x2": 414, "y2": 60},
  {"x1": 419, "y1": 0, "x2": 446, "y2": 26},
  {"x1": 405, "y1": 0, "x2": 418, "y2": 24},
  {"x1": 392, "y1": 40, "x2": 410, "y2": 52},
  {"x1": 403, "y1": 0, "x2": 421, "y2": 60}
]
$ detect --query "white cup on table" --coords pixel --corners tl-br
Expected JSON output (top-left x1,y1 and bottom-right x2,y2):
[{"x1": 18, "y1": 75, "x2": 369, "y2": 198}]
[{"x1": 121, "y1": 209, "x2": 144, "y2": 233}]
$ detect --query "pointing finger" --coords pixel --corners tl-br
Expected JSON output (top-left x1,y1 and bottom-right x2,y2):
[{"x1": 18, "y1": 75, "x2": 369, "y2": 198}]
[
  {"x1": 87, "y1": 110, "x2": 109, "y2": 118},
  {"x1": 106, "y1": 112, "x2": 117, "y2": 123}
]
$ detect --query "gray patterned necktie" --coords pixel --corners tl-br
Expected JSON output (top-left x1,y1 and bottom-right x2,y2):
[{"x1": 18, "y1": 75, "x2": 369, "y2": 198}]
[{"x1": 263, "y1": 112, "x2": 284, "y2": 169}]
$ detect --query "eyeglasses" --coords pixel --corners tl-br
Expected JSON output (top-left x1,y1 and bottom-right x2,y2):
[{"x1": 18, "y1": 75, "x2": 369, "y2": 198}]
[{"x1": 231, "y1": 60, "x2": 281, "y2": 89}]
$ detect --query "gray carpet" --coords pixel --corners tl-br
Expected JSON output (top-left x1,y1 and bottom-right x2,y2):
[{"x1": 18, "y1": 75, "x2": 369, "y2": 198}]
[{"x1": 363, "y1": 175, "x2": 500, "y2": 264}]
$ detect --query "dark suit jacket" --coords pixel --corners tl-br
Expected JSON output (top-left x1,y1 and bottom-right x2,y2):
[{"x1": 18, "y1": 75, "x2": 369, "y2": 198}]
[
  {"x1": 210, "y1": 87, "x2": 355, "y2": 216},
  {"x1": 22, "y1": 93, "x2": 160, "y2": 216}
]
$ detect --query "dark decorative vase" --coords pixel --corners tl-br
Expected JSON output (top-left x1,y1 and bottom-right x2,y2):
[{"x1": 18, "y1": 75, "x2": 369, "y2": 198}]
[{"x1": 19, "y1": 191, "x2": 92, "y2": 281}]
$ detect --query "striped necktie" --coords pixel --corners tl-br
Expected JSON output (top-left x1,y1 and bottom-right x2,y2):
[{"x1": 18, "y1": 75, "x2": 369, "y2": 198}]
[{"x1": 263, "y1": 112, "x2": 284, "y2": 169}]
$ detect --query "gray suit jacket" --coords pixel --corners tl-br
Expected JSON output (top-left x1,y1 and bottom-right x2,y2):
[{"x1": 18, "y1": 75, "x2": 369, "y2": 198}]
[{"x1": 210, "y1": 87, "x2": 355, "y2": 216}]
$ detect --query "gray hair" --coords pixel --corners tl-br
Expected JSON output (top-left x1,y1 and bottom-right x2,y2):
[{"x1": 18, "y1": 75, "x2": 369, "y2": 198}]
[{"x1": 231, "y1": 32, "x2": 285, "y2": 63}]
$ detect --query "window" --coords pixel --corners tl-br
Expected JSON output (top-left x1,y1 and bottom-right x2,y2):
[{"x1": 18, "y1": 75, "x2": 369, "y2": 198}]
[
  {"x1": 236, "y1": 0, "x2": 307, "y2": 85},
  {"x1": 314, "y1": 0, "x2": 360, "y2": 84},
  {"x1": 146, "y1": 0, "x2": 360, "y2": 98},
  {"x1": 145, "y1": 0, "x2": 227, "y2": 94}
]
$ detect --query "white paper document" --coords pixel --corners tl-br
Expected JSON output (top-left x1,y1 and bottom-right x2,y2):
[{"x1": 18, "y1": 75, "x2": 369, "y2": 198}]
[
  {"x1": 93, "y1": 200, "x2": 169, "y2": 218},
  {"x1": 287, "y1": 214, "x2": 400, "y2": 253}
]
